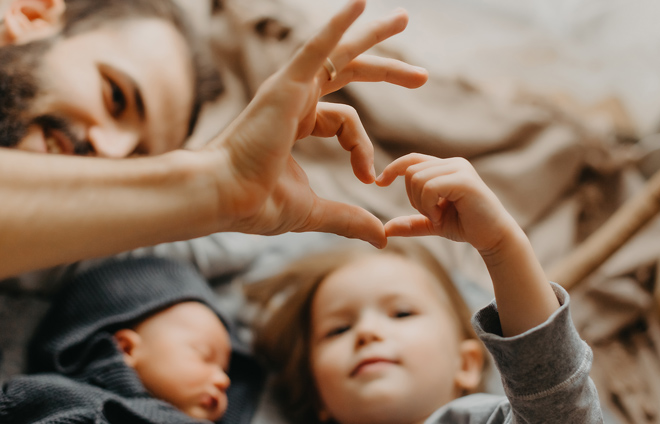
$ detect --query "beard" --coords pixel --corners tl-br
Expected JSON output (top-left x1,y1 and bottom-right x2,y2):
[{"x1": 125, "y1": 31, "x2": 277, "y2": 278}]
[
  {"x1": 0, "y1": 39, "x2": 51, "y2": 148},
  {"x1": 0, "y1": 39, "x2": 95, "y2": 155}
]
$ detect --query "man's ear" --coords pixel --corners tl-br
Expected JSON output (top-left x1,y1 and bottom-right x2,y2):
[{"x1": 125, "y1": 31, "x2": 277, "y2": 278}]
[
  {"x1": 114, "y1": 329, "x2": 142, "y2": 368},
  {"x1": 4, "y1": 0, "x2": 65, "y2": 45},
  {"x1": 453, "y1": 339, "x2": 484, "y2": 395}
]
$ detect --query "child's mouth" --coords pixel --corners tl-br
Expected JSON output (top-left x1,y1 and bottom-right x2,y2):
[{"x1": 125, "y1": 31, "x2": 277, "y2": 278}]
[{"x1": 351, "y1": 357, "x2": 399, "y2": 377}]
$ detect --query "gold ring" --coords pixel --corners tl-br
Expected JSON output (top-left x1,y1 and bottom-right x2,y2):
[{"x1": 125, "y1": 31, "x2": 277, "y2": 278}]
[{"x1": 323, "y1": 57, "x2": 338, "y2": 82}]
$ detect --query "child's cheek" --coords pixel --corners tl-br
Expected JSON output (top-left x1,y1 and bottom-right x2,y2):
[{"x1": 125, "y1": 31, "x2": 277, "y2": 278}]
[{"x1": 313, "y1": 344, "x2": 341, "y2": 380}]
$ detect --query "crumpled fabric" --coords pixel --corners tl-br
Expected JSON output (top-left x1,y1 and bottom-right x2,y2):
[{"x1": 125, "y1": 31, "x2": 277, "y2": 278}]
[{"x1": 197, "y1": 2, "x2": 660, "y2": 423}]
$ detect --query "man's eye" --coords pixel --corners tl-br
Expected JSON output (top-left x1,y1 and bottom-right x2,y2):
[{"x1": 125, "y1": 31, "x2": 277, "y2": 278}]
[
  {"x1": 105, "y1": 76, "x2": 126, "y2": 118},
  {"x1": 325, "y1": 325, "x2": 350, "y2": 338}
]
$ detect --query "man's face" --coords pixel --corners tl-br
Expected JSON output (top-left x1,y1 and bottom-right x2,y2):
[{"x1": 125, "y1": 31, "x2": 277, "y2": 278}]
[
  {"x1": 118, "y1": 301, "x2": 232, "y2": 422},
  {"x1": 0, "y1": 18, "x2": 195, "y2": 157},
  {"x1": 309, "y1": 254, "x2": 469, "y2": 424}
]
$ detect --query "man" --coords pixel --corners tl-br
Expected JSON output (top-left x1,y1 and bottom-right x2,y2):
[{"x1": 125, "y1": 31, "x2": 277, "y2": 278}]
[
  {"x1": 0, "y1": 0, "x2": 429, "y2": 279},
  {"x1": 0, "y1": 0, "x2": 222, "y2": 157}
]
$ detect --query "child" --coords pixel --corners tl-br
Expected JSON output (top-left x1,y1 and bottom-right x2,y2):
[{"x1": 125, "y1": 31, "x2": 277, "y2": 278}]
[
  {"x1": 247, "y1": 154, "x2": 604, "y2": 423},
  {"x1": 0, "y1": 257, "x2": 263, "y2": 424}
]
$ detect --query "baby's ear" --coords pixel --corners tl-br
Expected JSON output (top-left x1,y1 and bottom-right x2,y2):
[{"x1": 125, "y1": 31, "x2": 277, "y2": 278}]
[
  {"x1": 4, "y1": 0, "x2": 65, "y2": 45},
  {"x1": 453, "y1": 339, "x2": 484, "y2": 394},
  {"x1": 317, "y1": 407, "x2": 332, "y2": 423},
  {"x1": 114, "y1": 329, "x2": 142, "y2": 368}
]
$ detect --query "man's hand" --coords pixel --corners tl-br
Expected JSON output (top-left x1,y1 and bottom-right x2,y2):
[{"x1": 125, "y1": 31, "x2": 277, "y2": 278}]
[{"x1": 205, "y1": 0, "x2": 428, "y2": 248}]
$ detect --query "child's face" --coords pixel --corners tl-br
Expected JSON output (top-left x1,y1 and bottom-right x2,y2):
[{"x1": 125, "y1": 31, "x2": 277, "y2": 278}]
[
  {"x1": 309, "y1": 254, "x2": 474, "y2": 424},
  {"x1": 115, "y1": 302, "x2": 231, "y2": 422}
]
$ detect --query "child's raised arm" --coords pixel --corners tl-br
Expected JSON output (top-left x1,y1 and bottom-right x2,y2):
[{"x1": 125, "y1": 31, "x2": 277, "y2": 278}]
[{"x1": 376, "y1": 154, "x2": 559, "y2": 337}]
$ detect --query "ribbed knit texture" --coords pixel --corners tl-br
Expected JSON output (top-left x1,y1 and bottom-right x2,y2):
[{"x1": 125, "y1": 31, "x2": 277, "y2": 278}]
[
  {"x1": 0, "y1": 257, "x2": 263, "y2": 424},
  {"x1": 28, "y1": 256, "x2": 229, "y2": 375}
]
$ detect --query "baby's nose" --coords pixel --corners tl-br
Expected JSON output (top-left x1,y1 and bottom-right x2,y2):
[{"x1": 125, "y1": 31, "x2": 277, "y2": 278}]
[{"x1": 214, "y1": 369, "x2": 231, "y2": 391}]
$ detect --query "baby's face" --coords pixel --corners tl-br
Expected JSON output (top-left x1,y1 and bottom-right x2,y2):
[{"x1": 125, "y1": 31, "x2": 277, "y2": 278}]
[
  {"x1": 309, "y1": 255, "x2": 467, "y2": 424},
  {"x1": 116, "y1": 302, "x2": 231, "y2": 422}
]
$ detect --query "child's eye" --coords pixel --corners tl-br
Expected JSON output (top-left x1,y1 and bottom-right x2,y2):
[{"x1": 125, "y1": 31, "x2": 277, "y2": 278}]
[
  {"x1": 193, "y1": 344, "x2": 214, "y2": 360},
  {"x1": 393, "y1": 310, "x2": 414, "y2": 319},
  {"x1": 325, "y1": 324, "x2": 350, "y2": 338}
]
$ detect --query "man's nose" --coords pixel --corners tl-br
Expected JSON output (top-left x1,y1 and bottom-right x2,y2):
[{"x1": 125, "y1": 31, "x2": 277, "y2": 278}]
[{"x1": 87, "y1": 125, "x2": 140, "y2": 158}]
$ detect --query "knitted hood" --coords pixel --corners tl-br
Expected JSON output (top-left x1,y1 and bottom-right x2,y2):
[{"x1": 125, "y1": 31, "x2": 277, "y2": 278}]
[{"x1": 28, "y1": 256, "x2": 230, "y2": 376}]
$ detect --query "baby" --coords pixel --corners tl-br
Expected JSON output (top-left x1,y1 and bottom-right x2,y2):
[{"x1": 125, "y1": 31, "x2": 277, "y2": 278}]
[
  {"x1": 247, "y1": 154, "x2": 604, "y2": 423},
  {"x1": 1, "y1": 257, "x2": 262, "y2": 424}
]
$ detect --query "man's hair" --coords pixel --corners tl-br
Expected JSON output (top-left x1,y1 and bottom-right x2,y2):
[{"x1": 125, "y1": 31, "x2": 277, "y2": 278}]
[
  {"x1": 62, "y1": 0, "x2": 223, "y2": 136},
  {"x1": 245, "y1": 239, "x2": 488, "y2": 424},
  {"x1": 0, "y1": 40, "x2": 48, "y2": 146}
]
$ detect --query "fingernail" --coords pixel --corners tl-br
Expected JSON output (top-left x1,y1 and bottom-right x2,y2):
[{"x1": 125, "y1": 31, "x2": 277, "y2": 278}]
[{"x1": 371, "y1": 165, "x2": 377, "y2": 180}]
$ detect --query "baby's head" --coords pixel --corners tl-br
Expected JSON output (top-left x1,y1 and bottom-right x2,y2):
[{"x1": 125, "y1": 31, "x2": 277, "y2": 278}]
[
  {"x1": 29, "y1": 257, "x2": 233, "y2": 422},
  {"x1": 248, "y1": 239, "x2": 486, "y2": 424},
  {"x1": 114, "y1": 300, "x2": 231, "y2": 421}
]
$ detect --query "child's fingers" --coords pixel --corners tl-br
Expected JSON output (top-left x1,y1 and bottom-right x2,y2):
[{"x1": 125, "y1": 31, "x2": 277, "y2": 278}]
[
  {"x1": 406, "y1": 163, "x2": 456, "y2": 212},
  {"x1": 311, "y1": 102, "x2": 375, "y2": 184},
  {"x1": 303, "y1": 197, "x2": 387, "y2": 248},
  {"x1": 418, "y1": 175, "x2": 465, "y2": 225},
  {"x1": 286, "y1": 0, "x2": 366, "y2": 83},
  {"x1": 398, "y1": 161, "x2": 438, "y2": 211},
  {"x1": 321, "y1": 55, "x2": 428, "y2": 96},
  {"x1": 378, "y1": 155, "x2": 477, "y2": 226},
  {"x1": 378, "y1": 155, "x2": 442, "y2": 212},
  {"x1": 384, "y1": 215, "x2": 435, "y2": 237},
  {"x1": 375, "y1": 153, "x2": 439, "y2": 186}
]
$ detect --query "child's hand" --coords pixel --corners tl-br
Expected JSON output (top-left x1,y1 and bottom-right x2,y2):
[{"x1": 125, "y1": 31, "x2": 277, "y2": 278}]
[
  {"x1": 379, "y1": 153, "x2": 560, "y2": 336},
  {"x1": 377, "y1": 154, "x2": 520, "y2": 256},
  {"x1": 205, "y1": 0, "x2": 428, "y2": 249}
]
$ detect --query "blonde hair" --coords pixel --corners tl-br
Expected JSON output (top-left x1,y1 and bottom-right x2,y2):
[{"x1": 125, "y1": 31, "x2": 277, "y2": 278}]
[{"x1": 245, "y1": 238, "x2": 486, "y2": 424}]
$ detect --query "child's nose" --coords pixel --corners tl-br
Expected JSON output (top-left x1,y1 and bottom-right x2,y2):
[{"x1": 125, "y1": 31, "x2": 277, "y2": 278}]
[
  {"x1": 354, "y1": 314, "x2": 384, "y2": 348},
  {"x1": 356, "y1": 331, "x2": 382, "y2": 348}
]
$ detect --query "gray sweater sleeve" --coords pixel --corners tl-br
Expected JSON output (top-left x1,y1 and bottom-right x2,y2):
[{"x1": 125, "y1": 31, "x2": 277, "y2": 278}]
[
  {"x1": 473, "y1": 282, "x2": 603, "y2": 423},
  {"x1": 425, "y1": 282, "x2": 603, "y2": 424}
]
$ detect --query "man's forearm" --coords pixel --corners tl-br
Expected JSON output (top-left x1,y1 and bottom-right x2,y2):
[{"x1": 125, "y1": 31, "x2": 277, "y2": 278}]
[{"x1": 0, "y1": 149, "x2": 219, "y2": 279}]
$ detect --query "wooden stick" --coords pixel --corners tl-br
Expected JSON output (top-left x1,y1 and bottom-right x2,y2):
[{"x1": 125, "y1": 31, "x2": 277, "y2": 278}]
[{"x1": 548, "y1": 169, "x2": 660, "y2": 291}]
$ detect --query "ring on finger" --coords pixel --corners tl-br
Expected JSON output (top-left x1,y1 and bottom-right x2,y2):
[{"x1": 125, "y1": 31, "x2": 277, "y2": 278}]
[{"x1": 323, "y1": 57, "x2": 338, "y2": 82}]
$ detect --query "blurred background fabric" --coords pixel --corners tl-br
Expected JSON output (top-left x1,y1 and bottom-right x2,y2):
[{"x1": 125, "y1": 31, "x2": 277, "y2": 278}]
[{"x1": 5, "y1": 1, "x2": 660, "y2": 423}]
